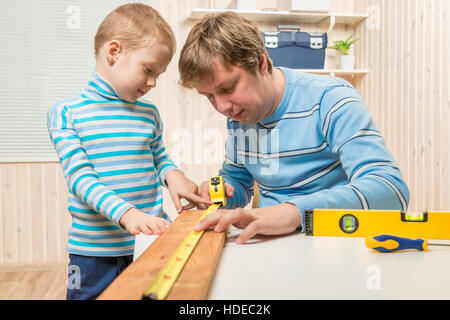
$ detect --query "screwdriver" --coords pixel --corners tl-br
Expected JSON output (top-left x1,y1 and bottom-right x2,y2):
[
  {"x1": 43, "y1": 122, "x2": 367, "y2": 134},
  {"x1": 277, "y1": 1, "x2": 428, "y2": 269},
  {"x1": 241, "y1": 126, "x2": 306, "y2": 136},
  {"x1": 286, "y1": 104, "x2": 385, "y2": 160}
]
[{"x1": 365, "y1": 234, "x2": 450, "y2": 252}]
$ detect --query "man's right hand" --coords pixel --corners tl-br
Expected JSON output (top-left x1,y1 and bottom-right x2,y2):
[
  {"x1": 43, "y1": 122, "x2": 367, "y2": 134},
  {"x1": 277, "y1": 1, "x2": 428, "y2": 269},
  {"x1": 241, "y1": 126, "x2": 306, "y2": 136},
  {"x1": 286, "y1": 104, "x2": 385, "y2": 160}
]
[
  {"x1": 196, "y1": 179, "x2": 235, "y2": 209},
  {"x1": 194, "y1": 202, "x2": 302, "y2": 244}
]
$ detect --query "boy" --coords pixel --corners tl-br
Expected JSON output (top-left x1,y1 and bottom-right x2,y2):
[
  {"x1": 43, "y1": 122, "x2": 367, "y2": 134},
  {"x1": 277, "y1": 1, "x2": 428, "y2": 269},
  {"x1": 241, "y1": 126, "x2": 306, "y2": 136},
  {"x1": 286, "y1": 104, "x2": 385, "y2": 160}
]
[{"x1": 47, "y1": 3, "x2": 210, "y2": 299}]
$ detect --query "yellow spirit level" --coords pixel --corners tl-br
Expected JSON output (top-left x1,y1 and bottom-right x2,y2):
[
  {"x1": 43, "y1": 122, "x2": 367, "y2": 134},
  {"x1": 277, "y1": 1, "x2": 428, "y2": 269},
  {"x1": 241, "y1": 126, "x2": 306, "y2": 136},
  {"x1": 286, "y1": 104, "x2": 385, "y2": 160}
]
[
  {"x1": 305, "y1": 209, "x2": 450, "y2": 240},
  {"x1": 143, "y1": 176, "x2": 226, "y2": 300}
]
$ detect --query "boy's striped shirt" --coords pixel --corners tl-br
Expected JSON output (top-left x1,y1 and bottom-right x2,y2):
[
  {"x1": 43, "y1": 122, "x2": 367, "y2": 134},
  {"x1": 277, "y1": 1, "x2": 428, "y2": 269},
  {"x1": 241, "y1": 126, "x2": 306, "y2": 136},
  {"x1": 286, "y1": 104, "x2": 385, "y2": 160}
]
[
  {"x1": 220, "y1": 67, "x2": 410, "y2": 229},
  {"x1": 47, "y1": 71, "x2": 177, "y2": 256}
]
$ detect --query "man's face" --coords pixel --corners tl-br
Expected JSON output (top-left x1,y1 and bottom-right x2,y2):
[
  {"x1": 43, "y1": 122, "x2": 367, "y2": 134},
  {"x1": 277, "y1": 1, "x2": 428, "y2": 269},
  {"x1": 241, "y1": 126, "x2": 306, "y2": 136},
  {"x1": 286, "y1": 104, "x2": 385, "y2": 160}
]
[
  {"x1": 195, "y1": 58, "x2": 274, "y2": 124},
  {"x1": 108, "y1": 36, "x2": 172, "y2": 102}
]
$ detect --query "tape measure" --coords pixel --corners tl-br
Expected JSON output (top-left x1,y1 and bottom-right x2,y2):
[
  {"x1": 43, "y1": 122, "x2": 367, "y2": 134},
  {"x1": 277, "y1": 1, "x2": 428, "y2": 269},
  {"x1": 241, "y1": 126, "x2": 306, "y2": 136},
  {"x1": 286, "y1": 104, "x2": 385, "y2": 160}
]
[
  {"x1": 142, "y1": 176, "x2": 226, "y2": 300},
  {"x1": 209, "y1": 176, "x2": 226, "y2": 207},
  {"x1": 305, "y1": 209, "x2": 450, "y2": 239}
]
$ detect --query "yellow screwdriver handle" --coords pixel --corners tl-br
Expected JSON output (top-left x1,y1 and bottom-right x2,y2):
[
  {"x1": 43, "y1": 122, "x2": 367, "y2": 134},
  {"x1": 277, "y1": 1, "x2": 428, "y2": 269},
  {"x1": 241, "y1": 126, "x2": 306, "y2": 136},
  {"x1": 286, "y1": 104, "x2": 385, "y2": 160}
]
[{"x1": 366, "y1": 234, "x2": 428, "y2": 252}]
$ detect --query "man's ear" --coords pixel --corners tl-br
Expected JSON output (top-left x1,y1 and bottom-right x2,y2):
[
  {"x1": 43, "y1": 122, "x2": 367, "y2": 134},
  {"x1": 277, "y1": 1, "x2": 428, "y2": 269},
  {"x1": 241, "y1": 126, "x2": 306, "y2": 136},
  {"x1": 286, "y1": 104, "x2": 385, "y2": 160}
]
[
  {"x1": 258, "y1": 53, "x2": 269, "y2": 76},
  {"x1": 105, "y1": 40, "x2": 122, "y2": 65}
]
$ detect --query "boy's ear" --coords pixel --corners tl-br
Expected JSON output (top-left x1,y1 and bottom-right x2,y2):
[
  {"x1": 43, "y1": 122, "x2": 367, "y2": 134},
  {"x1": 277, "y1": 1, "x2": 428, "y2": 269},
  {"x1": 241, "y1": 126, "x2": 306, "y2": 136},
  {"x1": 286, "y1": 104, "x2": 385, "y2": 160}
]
[{"x1": 106, "y1": 40, "x2": 122, "y2": 65}]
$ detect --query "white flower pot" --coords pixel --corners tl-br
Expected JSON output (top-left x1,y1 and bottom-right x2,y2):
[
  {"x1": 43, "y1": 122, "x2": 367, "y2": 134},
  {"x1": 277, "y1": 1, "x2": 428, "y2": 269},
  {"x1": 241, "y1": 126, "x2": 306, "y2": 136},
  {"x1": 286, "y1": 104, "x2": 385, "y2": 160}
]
[{"x1": 339, "y1": 55, "x2": 355, "y2": 70}]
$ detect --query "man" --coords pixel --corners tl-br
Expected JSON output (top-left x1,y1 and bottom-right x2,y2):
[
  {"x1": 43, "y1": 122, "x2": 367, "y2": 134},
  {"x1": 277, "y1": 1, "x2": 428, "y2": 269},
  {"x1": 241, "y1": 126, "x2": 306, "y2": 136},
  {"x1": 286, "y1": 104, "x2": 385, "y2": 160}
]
[{"x1": 178, "y1": 12, "x2": 409, "y2": 244}]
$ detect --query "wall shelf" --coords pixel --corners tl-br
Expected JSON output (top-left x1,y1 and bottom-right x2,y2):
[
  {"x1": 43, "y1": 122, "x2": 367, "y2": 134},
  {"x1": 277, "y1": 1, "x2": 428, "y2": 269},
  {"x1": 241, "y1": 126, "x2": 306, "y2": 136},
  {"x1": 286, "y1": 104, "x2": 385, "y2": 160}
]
[
  {"x1": 297, "y1": 69, "x2": 368, "y2": 77},
  {"x1": 189, "y1": 9, "x2": 369, "y2": 77},
  {"x1": 189, "y1": 8, "x2": 368, "y2": 32}
]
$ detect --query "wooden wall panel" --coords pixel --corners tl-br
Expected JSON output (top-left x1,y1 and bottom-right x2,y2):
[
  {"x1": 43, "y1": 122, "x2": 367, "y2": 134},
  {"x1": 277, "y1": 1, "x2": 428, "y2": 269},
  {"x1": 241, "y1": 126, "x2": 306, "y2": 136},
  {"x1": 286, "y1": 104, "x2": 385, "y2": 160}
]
[
  {"x1": 16, "y1": 164, "x2": 32, "y2": 262},
  {"x1": 1, "y1": 165, "x2": 18, "y2": 263},
  {"x1": 0, "y1": 0, "x2": 448, "y2": 264},
  {"x1": 0, "y1": 163, "x2": 70, "y2": 264},
  {"x1": 356, "y1": 0, "x2": 449, "y2": 212}
]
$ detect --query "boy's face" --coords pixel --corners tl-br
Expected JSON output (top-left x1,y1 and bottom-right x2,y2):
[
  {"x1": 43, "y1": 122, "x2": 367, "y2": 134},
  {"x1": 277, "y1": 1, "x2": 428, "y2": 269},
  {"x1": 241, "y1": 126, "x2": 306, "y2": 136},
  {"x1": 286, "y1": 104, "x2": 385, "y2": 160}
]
[
  {"x1": 194, "y1": 56, "x2": 275, "y2": 125},
  {"x1": 106, "y1": 36, "x2": 172, "y2": 102}
]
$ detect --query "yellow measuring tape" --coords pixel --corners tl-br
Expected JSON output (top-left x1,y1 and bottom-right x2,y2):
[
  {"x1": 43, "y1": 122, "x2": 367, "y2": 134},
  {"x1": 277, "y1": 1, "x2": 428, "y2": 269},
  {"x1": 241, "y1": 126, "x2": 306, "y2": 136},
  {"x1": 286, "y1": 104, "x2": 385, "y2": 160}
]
[{"x1": 142, "y1": 176, "x2": 226, "y2": 300}]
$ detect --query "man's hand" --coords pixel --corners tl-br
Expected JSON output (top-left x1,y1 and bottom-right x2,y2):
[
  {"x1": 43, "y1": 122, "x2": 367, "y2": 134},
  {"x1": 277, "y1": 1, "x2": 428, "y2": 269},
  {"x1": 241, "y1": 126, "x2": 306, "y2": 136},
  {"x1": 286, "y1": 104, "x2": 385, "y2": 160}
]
[
  {"x1": 119, "y1": 207, "x2": 170, "y2": 235},
  {"x1": 196, "y1": 179, "x2": 235, "y2": 209},
  {"x1": 194, "y1": 202, "x2": 302, "y2": 244},
  {"x1": 165, "y1": 170, "x2": 212, "y2": 213}
]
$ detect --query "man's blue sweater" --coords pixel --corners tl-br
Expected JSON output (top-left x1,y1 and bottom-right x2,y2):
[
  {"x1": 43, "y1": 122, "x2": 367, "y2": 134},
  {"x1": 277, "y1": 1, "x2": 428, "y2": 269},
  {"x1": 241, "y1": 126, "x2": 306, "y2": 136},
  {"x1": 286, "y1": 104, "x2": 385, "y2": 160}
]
[{"x1": 220, "y1": 67, "x2": 410, "y2": 229}]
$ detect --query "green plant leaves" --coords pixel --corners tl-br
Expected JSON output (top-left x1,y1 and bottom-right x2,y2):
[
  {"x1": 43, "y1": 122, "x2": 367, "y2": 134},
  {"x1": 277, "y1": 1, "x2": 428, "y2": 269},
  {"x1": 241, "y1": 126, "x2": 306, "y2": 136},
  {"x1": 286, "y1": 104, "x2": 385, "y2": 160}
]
[{"x1": 328, "y1": 34, "x2": 359, "y2": 55}]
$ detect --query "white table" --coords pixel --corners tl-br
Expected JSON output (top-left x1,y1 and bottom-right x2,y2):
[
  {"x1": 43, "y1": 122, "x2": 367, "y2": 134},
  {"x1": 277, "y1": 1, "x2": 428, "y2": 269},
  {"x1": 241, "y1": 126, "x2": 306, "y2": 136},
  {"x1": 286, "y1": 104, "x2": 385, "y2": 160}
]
[
  {"x1": 206, "y1": 227, "x2": 450, "y2": 300},
  {"x1": 134, "y1": 226, "x2": 450, "y2": 300}
]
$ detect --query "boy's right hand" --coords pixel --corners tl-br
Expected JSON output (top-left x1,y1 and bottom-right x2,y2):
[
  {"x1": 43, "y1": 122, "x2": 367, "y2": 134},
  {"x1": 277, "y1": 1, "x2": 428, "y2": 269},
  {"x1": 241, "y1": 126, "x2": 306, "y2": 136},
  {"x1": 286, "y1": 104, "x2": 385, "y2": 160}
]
[
  {"x1": 119, "y1": 208, "x2": 170, "y2": 236},
  {"x1": 196, "y1": 180, "x2": 235, "y2": 210}
]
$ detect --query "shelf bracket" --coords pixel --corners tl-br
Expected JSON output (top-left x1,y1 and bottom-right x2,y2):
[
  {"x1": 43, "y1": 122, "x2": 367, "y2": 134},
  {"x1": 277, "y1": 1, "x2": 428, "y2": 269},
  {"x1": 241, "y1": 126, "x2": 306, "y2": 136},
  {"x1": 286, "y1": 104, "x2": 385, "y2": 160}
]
[
  {"x1": 327, "y1": 15, "x2": 336, "y2": 33},
  {"x1": 316, "y1": 15, "x2": 336, "y2": 33}
]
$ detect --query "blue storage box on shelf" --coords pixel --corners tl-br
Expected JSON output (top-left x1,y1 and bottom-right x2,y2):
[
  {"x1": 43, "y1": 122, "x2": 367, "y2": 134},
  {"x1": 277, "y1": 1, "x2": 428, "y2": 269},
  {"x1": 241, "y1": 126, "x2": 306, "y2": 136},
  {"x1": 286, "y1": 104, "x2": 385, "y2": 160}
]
[{"x1": 262, "y1": 26, "x2": 328, "y2": 69}]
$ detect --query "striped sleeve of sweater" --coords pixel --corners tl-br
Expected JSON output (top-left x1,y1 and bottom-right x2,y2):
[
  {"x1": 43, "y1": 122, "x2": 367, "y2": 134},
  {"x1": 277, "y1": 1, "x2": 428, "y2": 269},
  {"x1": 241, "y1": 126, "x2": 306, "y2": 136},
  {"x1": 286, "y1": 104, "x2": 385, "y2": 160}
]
[
  {"x1": 48, "y1": 71, "x2": 178, "y2": 256},
  {"x1": 219, "y1": 68, "x2": 410, "y2": 230},
  {"x1": 47, "y1": 74, "x2": 178, "y2": 227},
  {"x1": 286, "y1": 84, "x2": 410, "y2": 226},
  {"x1": 47, "y1": 100, "x2": 134, "y2": 225}
]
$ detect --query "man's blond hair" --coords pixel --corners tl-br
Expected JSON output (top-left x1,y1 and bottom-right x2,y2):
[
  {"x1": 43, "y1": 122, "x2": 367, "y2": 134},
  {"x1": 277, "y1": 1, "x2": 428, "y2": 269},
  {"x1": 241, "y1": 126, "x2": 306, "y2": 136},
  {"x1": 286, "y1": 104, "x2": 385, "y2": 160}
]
[
  {"x1": 94, "y1": 3, "x2": 176, "y2": 56},
  {"x1": 178, "y1": 11, "x2": 273, "y2": 88}
]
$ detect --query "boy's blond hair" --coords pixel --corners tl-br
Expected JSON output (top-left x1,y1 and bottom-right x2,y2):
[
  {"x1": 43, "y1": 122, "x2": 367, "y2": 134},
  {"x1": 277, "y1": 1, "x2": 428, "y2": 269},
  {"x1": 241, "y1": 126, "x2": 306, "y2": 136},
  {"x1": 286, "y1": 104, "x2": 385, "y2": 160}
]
[
  {"x1": 95, "y1": 3, "x2": 176, "y2": 56},
  {"x1": 178, "y1": 11, "x2": 273, "y2": 88}
]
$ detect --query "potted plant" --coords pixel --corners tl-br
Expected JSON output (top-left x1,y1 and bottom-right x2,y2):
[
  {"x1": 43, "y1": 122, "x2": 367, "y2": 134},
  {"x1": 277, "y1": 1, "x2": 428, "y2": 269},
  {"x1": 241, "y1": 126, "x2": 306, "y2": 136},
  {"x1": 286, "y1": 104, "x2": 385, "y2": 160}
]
[{"x1": 328, "y1": 34, "x2": 359, "y2": 70}]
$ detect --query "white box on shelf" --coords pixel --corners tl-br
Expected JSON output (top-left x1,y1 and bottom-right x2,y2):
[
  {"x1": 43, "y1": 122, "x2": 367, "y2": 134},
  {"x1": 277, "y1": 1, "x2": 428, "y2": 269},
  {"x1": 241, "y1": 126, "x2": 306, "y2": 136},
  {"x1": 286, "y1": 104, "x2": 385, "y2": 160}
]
[
  {"x1": 235, "y1": 0, "x2": 257, "y2": 11},
  {"x1": 278, "y1": 0, "x2": 330, "y2": 12}
]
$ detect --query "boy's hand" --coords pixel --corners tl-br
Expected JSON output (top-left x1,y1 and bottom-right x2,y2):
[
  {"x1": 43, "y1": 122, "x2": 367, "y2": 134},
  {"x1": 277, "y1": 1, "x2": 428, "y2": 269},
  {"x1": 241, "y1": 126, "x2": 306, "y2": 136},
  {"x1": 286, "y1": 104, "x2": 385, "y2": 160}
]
[
  {"x1": 165, "y1": 170, "x2": 212, "y2": 213},
  {"x1": 119, "y1": 207, "x2": 170, "y2": 235},
  {"x1": 196, "y1": 179, "x2": 235, "y2": 210}
]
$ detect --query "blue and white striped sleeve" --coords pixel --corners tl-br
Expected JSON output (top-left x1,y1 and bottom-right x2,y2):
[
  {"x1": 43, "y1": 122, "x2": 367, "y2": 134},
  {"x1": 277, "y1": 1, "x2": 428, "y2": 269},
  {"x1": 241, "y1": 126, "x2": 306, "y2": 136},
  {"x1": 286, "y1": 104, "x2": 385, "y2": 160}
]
[
  {"x1": 47, "y1": 102, "x2": 134, "y2": 225},
  {"x1": 218, "y1": 121, "x2": 255, "y2": 209},
  {"x1": 286, "y1": 85, "x2": 410, "y2": 227}
]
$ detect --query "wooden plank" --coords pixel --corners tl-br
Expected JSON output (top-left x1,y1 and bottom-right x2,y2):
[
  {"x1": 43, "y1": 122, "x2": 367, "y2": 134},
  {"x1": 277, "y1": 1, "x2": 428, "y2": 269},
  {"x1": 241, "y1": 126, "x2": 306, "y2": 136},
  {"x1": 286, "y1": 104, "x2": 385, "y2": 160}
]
[
  {"x1": 98, "y1": 210, "x2": 226, "y2": 300},
  {"x1": 442, "y1": 0, "x2": 450, "y2": 210},
  {"x1": 30, "y1": 163, "x2": 45, "y2": 262},
  {"x1": 57, "y1": 164, "x2": 70, "y2": 263},
  {"x1": 16, "y1": 163, "x2": 32, "y2": 263},
  {"x1": 2, "y1": 164, "x2": 18, "y2": 263},
  {"x1": 0, "y1": 165, "x2": 4, "y2": 264},
  {"x1": 43, "y1": 163, "x2": 58, "y2": 262}
]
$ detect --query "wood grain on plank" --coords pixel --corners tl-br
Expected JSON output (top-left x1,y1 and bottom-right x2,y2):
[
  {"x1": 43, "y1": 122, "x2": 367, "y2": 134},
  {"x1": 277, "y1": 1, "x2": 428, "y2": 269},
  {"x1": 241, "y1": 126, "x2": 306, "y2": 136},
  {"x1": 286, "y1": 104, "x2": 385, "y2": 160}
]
[{"x1": 98, "y1": 210, "x2": 226, "y2": 300}]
